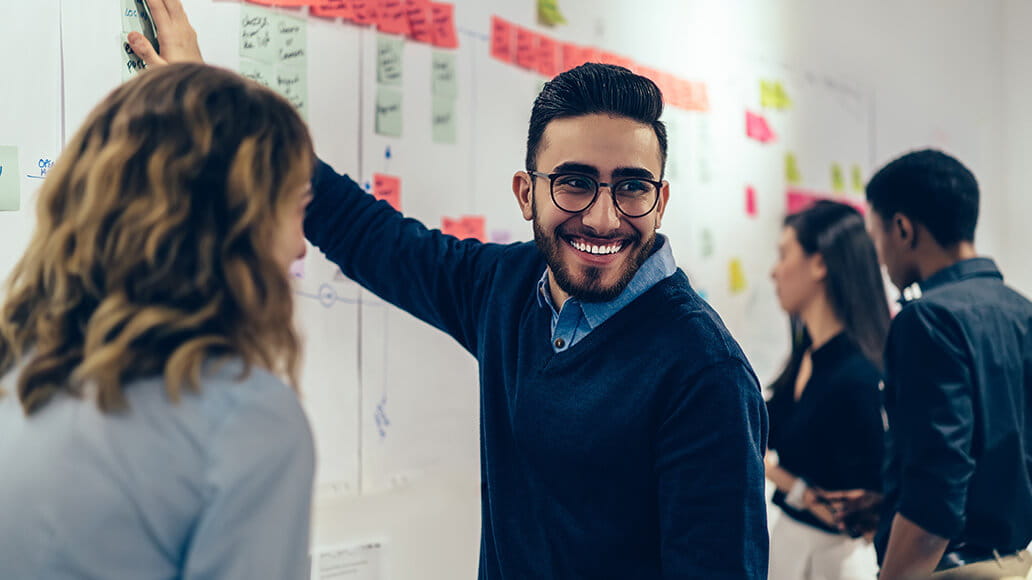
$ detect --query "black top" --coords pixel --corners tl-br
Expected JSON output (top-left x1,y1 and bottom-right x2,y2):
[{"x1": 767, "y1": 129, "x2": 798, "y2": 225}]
[
  {"x1": 767, "y1": 332, "x2": 885, "y2": 534},
  {"x1": 875, "y1": 258, "x2": 1032, "y2": 561}
]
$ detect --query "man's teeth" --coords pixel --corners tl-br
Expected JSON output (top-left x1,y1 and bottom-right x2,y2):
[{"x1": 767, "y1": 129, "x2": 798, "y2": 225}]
[{"x1": 570, "y1": 239, "x2": 623, "y2": 255}]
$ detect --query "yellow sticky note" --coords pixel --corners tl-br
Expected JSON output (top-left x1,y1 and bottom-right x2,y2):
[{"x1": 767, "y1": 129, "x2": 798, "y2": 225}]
[
  {"x1": 785, "y1": 153, "x2": 802, "y2": 186},
  {"x1": 729, "y1": 258, "x2": 747, "y2": 294},
  {"x1": 760, "y1": 80, "x2": 791, "y2": 110},
  {"x1": 851, "y1": 164, "x2": 865, "y2": 192},
  {"x1": 831, "y1": 163, "x2": 845, "y2": 193},
  {"x1": 537, "y1": 0, "x2": 567, "y2": 27}
]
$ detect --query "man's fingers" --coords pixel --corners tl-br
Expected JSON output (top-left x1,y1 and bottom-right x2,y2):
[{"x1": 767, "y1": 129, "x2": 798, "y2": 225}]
[
  {"x1": 128, "y1": 31, "x2": 167, "y2": 67},
  {"x1": 145, "y1": 0, "x2": 171, "y2": 28}
]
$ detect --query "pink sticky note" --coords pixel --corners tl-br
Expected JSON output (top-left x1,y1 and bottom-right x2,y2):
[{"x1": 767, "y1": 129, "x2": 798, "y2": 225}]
[
  {"x1": 244, "y1": 0, "x2": 310, "y2": 5},
  {"x1": 430, "y1": 2, "x2": 458, "y2": 48},
  {"x1": 536, "y1": 35, "x2": 560, "y2": 78},
  {"x1": 378, "y1": 0, "x2": 410, "y2": 35},
  {"x1": 490, "y1": 16, "x2": 514, "y2": 63},
  {"x1": 442, "y1": 215, "x2": 486, "y2": 241},
  {"x1": 559, "y1": 42, "x2": 583, "y2": 71},
  {"x1": 745, "y1": 185, "x2": 758, "y2": 217},
  {"x1": 786, "y1": 189, "x2": 865, "y2": 215},
  {"x1": 514, "y1": 27, "x2": 538, "y2": 70},
  {"x1": 598, "y1": 51, "x2": 634, "y2": 71},
  {"x1": 746, "y1": 111, "x2": 776, "y2": 143},
  {"x1": 350, "y1": 0, "x2": 378, "y2": 26},
  {"x1": 406, "y1": 0, "x2": 433, "y2": 43},
  {"x1": 310, "y1": 0, "x2": 354, "y2": 19},
  {"x1": 373, "y1": 173, "x2": 402, "y2": 211}
]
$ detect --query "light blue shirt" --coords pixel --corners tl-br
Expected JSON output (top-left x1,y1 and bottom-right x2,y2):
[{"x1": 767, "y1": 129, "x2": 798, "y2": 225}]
[
  {"x1": 537, "y1": 234, "x2": 678, "y2": 352},
  {"x1": 0, "y1": 360, "x2": 315, "y2": 580}
]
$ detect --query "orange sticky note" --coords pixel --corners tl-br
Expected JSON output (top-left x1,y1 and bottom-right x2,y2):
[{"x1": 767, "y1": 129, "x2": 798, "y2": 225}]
[
  {"x1": 310, "y1": 0, "x2": 354, "y2": 19},
  {"x1": 490, "y1": 16, "x2": 514, "y2": 63},
  {"x1": 514, "y1": 27, "x2": 538, "y2": 70},
  {"x1": 442, "y1": 215, "x2": 486, "y2": 241},
  {"x1": 561, "y1": 44, "x2": 598, "y2": 71},
  {"x1": 745, "y1": 111, "x2": 776, "y2": 143},
  {"x1": 373, "y1": 173, "x2": 402, "y2": 211},
  {"x1": 430, "y1": 2, "x2": 458, "y2": 48},
  {"x1": 351, "y1": 0, "x2": 378, "y2": 26},
  {"x1": 406, "y1": 0, "x2": 433, "y2": 43},
  {"x1": 536, "y1": 35, "x2": 560, "y2": 78},
  {"x1": 378, "y1": 0, "x2": 410, "y2": 35},
  {"x1": 683, "y1": 80, "x2": 710, "y2": 112}
]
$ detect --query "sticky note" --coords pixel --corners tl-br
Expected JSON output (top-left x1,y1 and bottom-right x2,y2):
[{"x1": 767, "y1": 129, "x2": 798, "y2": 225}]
[
  {"x1": 760, "y1": 80, "x2": 792, "y2": 110},
  {"x1": 378, "y1": 0, "x2": 410, "y2": 35},
  {"x1": 598, "y1": 51, "x2": 634, "y2": 70},
  {"x1": 700, "y1": 228, "x2": 714, "y2": 259},
  {"x1": 490, "y1": 229, "x2": 512, "y2": 244},
  {"x1": 537, "y1": 0, "x2": 567, "y2": 27},
  {"x1": 851, "y1": 164, "x2": 864, "y2": 192},
  {"x1": 490, "y1": 16, "x2": 514, "y2": 63},
  {"x1": 375, "y1": 86, "x2": 403, "y2": 137},
  {"x1": 239, "y1": 59, "x2": 275, "y2": 88},
  {"x1": 430, "y1": 2, "x2": 458, "y2": 49},
  {"x1": 275, "y1": 64, "x2": 308, "y2": 119},
  {"x1": 373, "y1": 173, "x2": 402, "y2": 211},
  {"x1": 745, "y1": 185, "x2": 757, "y2": 217},
  {"x1": 432, "y1": 95, "x2": 457, "y2": 144},
  {"x1": 350, "y1": 0, "x2": 378, "y2": 26},
  {"x1": 0, "y1": 146, "x2": 21, "y2": 211},
  {"x1": 679, "y1": 80, "x2": 710, "y2": 112},
  {"x1": 406, "y1": 0, "x2": 433, "y2": 43},
  {"x1": 310, "y1": 1, "x2": 354, "y2": 20},
  {"x1": 745, "y1": 111, "x2": 776, "y2": 143},
  {"x1": 431, "y1": 51, "x2": 458, "y2": 96},
  {"x1": 536, "y1": 35, "x2": 560, "y2": 78},
  {"x1": 276, "y1": 13, "x2": 307, "y2": 65},
  {"x1": 514, "y1": 27, "x2": 538, "y2": 70},
  {"x1": 442, "y1": 216, "x2": 486, "y2": 241},
  {"x1": 785, "y1": 153, "x2": 802, "y2": 185},
  {"x1": 240, "y1": 4, "x2": 277, "y2": 64},
  {"x1": 377, "y1": 34, "x2": 404, "y2": 85},
  {"x1": 729, "y1": 258, "x2": 747, "y2": 294},
  {"x1": 121, "y1": 33, "x2": 148, "y2": 81},
  {"x1": 831, "y1": 163, "x2": 845, "y2": 192}
]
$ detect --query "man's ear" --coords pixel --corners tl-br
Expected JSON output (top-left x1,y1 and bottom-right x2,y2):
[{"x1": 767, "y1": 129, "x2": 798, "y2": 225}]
[
  {"x1": 894, "y1": 213, "x2": 917, "y2": 249},
  {"x1": 654, "y1": 180, "x2": 671, "y2": 229},
  {"x1": 513, "y1": 171, "x2": 534, "y2": 221}
]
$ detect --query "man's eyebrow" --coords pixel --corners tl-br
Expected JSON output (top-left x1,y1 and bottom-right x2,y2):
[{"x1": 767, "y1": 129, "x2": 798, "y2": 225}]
[
  {"x1": 611, "y1": 167, "x2": 656, "y2": 180},
  {"x1": 551, "y1": 162, "x2": 599, "y2": 177}
]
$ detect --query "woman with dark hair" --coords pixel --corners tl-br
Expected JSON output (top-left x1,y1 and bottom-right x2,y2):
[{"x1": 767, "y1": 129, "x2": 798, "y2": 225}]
[
  {"x1": 765, "y1": 200, "x2": 891, "y2": 579},
  {"x1": 0, "y1": 62, "x2": 317, "y2": 578}
]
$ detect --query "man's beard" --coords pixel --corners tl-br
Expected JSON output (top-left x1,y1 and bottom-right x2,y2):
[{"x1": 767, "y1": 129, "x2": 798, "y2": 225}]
[{"x1": 532, "y1": 209, "x2": 656, "y2": 303}]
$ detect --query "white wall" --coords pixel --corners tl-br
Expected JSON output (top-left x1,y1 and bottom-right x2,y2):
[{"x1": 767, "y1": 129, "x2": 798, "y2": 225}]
[{"x1": 1002, "y1": 0, "x2": 1032, "y2": 295}]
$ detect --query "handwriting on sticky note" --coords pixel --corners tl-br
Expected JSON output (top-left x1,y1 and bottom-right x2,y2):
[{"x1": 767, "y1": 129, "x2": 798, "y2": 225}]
[
  {"x1": 430, "y1": 2, "x2": 458, "y2": 48},
  {"x1": 276, "y1": 14, "x2": 306, "y2": 65},
  {"x1": 240, "y1": 59, "x2": 275, "y2": 88},
  {"x1": 729, "y1": 258, "x2": 747, "y2": 294},
  {"x1": 514, "y1": 27, "x2": 538, "y2": 70},
  {"x1": 241, "y1": 5, "x2": 277, "y2": 64},
  {"x1": 373, "y1": 173, "x2": 402, "y2": 211},
  {"x1": 745, "y1": 111, "x2": 776, "y2": 143},
  {"x1": 442, "y1": 216, "x2": 486, "y2": 241},
  {"x1": 275, "y1": 64, "x2": 308, "y2": 119},
  {"x1": 350, "y1": 0, "x2": 378, "y2": 26},
  {"x1": 432, "y1": 95, "x2": 457, "y2": 144},
  {"x1": 745, "y1": 185, "x2": 757, "y2": 217},
  {"x1": 490, "y1": 16, "x2": 514, "y2": 63},
  {"x1": 785, "y1": 153, "x2": 802, "y2": 186},
  {"x1": 122, "y1": 34, "x2": 147, "y2": 80},
  {"x1": 537, "y1": 0, "x2": 567, "y2": 27},
  {"x1": 406, "y1": 0, "x2": 433, "y2": 43},
  {"x1": 378, "y1": 0, "x2": 410, "y2": 35},
  {"x1": 536, "y1": 35, "x2": 559, "y2": 78},
  {"x1": 375, "y1": 87, "x2": 403, "y2": 137},
  {"x1": 431, "y1": 51, "x2": 457, "y2": 96},
  {"x1": 310, "y1": 1, "x2": 354, "y2": 20},
  {"x1": 0, "y1": 146, "x2": 21, "y2": 211},
  {"x1": 377, "y1": 35, "x2": 404, "y2": 85}
]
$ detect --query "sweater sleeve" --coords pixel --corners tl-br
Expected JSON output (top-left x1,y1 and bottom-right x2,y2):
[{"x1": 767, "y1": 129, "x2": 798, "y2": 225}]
[
  {"x1": 656, "y1": 358, "x2": 769, "y2": 579},
  {"x1": 304, "y1": 159, "x2": 505, "y2": 354}
]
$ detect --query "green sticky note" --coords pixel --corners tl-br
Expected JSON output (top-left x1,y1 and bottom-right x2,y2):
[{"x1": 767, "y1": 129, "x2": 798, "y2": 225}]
[
  {"x1": 431, "y1": 51, "x2": 457, "y2": 97},
  {"x1": 377, "y1": 35, "x2": 404, "y2": 85},
  {"x1": 241, "y1": 4, "x2": 278, "y2": 64},
  {"x1": 537, "y1": 0, "x2": 567, "y2": 27},
  {"x1": 432, "y1": 96, "x2": 457, "y2": 144},
  {"x1": 276, "y1": 13, "x2": 307, "y2": 65},
  {"x1": 376, "y1": 86, "x2": 403, "y2": 137},
  {"x1": 240, "y1": 58, "x2": 275, "y2": 89},
  {"x1": 0, "y1": 146, "x2": 22, "y2": 211},
  {"x1": 785, "y1": 152, "x2": 802, "y2": 185},
  {"x1": 851, "y1": 164, "x2": 865, "y2": 192},
  {"x1": 831, "y1": 163, "x2": 845, "y2": 192},
  {"x1": 275, "y1": 63, "x2": 308, "y2": 120},
  {"x1": 701, "y1": 228, "x2": 715, "y2": 259}
]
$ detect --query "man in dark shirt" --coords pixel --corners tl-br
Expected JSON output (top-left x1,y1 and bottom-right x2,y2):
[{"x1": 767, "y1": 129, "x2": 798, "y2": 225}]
[{"x1": 862, "y1": 149, "x2": 1032, "y2": 578}]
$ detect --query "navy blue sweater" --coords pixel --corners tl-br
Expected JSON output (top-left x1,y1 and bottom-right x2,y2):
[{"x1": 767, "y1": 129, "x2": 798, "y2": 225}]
[{"x1": 305, "y1": 161, "x2": 770, "y2": 579}]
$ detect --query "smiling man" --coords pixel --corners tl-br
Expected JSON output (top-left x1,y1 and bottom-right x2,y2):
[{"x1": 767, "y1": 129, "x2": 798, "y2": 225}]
[{"x1": 307, "y1": 63, "x2": 768, "y2": 579}]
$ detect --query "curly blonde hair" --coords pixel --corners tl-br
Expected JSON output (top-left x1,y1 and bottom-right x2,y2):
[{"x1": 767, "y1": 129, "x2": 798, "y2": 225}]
[{"x1": 0, "y1": 63, "x2": 314, "y2": 413}]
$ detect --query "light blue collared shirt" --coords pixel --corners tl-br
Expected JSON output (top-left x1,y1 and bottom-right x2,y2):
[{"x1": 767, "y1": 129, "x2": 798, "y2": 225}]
[{"x1": 536, "y1": 234, "x2": 678, "y2": 352}]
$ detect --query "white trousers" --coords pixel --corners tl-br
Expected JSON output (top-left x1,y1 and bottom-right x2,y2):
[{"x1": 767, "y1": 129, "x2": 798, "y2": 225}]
[{"x1": 768, "y1": 510, "x2": 880, "y2": 580}]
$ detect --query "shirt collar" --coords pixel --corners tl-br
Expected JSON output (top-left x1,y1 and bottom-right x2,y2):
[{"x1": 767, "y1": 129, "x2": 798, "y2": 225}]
[
  {"x1": 535, "y1": 234, "x2": 677, "y2": 328},
  {"x1": 919, "y1": 257, "x2": 1002, "y2": 294}
]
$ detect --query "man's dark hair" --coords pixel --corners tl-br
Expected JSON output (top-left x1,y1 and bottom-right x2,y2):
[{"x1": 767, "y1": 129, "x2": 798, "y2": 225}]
[
  {"x1": 865, "y1": 149, "x2": 979, "y2": 246},
  {"x1": 525, "y1": 63, "x2": 667, "y2": 175}
]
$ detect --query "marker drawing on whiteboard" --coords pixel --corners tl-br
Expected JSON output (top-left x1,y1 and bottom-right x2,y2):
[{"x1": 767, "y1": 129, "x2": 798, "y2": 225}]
[{"x1": 375, "y1": 394, "x2": 390, "y2": 439}]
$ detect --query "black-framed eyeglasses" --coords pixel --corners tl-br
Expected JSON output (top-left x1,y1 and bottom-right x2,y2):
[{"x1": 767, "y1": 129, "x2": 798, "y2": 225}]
[{"x1": 528, "y1": 170, "x2": 663, "y2": 218}]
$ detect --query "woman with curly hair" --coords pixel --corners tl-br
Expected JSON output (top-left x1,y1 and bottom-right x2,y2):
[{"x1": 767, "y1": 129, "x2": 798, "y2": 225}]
[{"x1": 0, "y1": 62, "x2": 316, "y2": 579}]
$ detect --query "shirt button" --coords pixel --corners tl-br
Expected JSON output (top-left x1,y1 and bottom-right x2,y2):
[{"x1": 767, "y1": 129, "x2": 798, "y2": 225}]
[{"x1": 554, "y1": 338, "x2": 566, "y2": 349}]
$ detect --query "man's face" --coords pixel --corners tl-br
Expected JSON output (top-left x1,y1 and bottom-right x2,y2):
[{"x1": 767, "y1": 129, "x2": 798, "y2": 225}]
[
  {"x1": 865, "y1": 207, "x2": 917, "y2": 291},
  {"x1": 514, "y1": 113, "x2": 669, "y2": 303}
]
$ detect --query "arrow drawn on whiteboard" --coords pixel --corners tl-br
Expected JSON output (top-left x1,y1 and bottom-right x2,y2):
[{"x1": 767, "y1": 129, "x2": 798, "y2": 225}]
[{"x1": 375, "y1": 394, "x2": 390, "y2": 440}]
